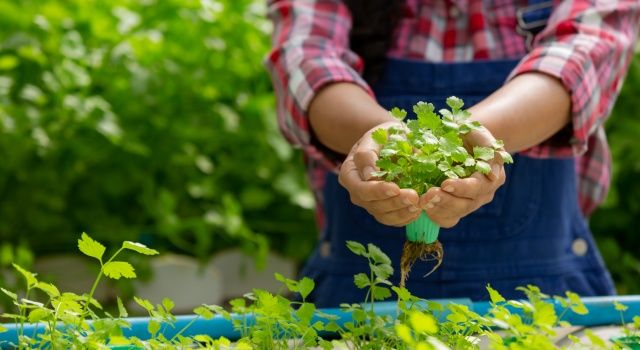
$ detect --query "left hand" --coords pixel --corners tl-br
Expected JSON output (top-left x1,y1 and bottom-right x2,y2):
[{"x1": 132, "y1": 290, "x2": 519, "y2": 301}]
[{"x1": 418, "y1": 126, "x2": 507, "y2": 228}]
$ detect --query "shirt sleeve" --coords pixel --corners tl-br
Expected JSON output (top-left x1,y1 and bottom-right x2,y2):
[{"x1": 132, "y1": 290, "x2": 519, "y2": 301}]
[
  {"x1": 508, "y1": 0, "x2": 640, "y2": 158},
  {"x1": 264, "y1": 0, "x2": 373, "y2": 170}
]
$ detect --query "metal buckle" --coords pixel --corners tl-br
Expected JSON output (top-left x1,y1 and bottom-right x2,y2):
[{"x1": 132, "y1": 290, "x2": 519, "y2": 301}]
[{"x1": 516, "y1": 1, "x2": 553, "y2": 50}]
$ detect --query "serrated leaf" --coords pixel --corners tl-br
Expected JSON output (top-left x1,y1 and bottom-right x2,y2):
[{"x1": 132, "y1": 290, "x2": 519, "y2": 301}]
[
  {"x1": 134, "y1": 296, "x2": 154, "y2": 312},
  {"x1": 371, "y1": 286, "x2": 391, "y2": 301},
  {"x1": 346, "y1": 241, "x2": 366, "y2": 256},
  {"x1": 371, "y1": 264, "x2": 393, "y2": 280},
  {"x1": 12, "y1": 263, "x2": 37, "y2": 288},
  {"x1": 36, "y1": 282, "x2": 60, "y2": 298},
  {"x1": 298, "y1": 277, "x2": 315, "y2": 299},
  {"x1": 446, "y1": 96, "x2": 464, "y2": 111},
  {"x1": 498, "y1": 150, "x2": 513, "y2": 164},
  {"x1": 473, "y1": 146, "x2": 495, "y2": 161},
  {"x1": 567, "y1": 291, "x2": 588, "y2": 315},
  {"x1": 371, "y1": 128, "x2": 388, "y2": 145},
  {"x1": 367, "y1": 243, "x2": 392, "y2": 265},
  {"x1": 353, "y1": 273, "x2": 370, "y2": 289},
  {"x1": 162, "y1": 297, "x2": 174, "y2": 312},
  {"x1": 103, "y1": 261, "x2": 136, "y2": 279},
  {"x1": 194, "y1": 305, "x2": 214, "y2": 319},
  {"x1": 487, "y1": 284, "x2": 505, "y2": 304},
  {"x1": 390, "y1": 107, "x2": 407, "y2": 120},
  {"x1": 476, "y1": 160, "x2": 491, "y2": 174},
  {"x1": 117, "y1": 297, "x2": 128, "y2": 318},
  {"x1": 122, "y1": 241, "x2": 159, "y2": 256},
  {"x1": 78, "y1": 232, "x2": 105, "y2": 261}
]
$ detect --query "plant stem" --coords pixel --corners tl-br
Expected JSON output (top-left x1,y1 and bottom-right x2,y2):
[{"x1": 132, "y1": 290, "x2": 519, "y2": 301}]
[
  {"x1": 84, "y1": 247, "x2": 124, "y2": 316},
  {"x1": 170, "y1": 315, "x2": 200, "y2": 342}
]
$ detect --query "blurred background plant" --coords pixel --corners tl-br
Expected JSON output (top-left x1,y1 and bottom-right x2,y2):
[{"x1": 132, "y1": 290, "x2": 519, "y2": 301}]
[
  {"x1": 0, "y1": 0, "x2": 317, "y2": 304},
  {"x1": 0, "y1": 0, "x2": 638, "y2": 306}
]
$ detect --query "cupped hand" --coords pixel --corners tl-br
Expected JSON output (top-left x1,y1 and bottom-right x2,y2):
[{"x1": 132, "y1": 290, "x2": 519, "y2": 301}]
[
  {"x1": 419, "y1": 126, "x2": 507, "y2": 228},
  {"x1": 338, "y1": 121, "x2": 422, "y2": 227}
]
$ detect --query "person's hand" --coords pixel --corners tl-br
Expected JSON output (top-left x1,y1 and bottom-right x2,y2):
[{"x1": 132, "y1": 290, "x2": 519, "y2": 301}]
[
  {"x1": 419, "y1": 126, "x2": 507, "y2": 228},
  {"x1": 338, "y1": 121, "x2": 422, "y2": 227}
]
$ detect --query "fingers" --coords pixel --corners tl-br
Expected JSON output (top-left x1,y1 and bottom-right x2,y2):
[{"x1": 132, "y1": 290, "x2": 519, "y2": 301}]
[
  {"x1": 373, "y1": 205, "x2": 422, "y2": 227},
  {"x1": 339, "y1": 158, "x2": 400, "y2": 201}
]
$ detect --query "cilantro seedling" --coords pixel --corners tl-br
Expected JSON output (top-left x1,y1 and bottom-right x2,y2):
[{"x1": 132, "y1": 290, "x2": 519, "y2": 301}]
[{"x1": 372, "y1": 97, "x2": 513, "y2": 288}]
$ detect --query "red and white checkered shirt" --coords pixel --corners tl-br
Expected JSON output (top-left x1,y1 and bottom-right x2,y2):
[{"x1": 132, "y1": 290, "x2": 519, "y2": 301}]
[{"x1": 265, "y1": 0, "x2": 640, "y2": 221}]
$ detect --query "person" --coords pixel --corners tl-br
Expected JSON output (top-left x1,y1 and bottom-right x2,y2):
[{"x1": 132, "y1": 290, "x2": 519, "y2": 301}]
[{"x1": 265, "y1": 0, "x2": 640, "y2": 308}]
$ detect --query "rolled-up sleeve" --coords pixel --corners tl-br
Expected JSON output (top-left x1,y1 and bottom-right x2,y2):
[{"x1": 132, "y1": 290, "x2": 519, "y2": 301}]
[
  {"x1": 265, "y1": 0, "x2": 373, "y2": 169},
  {"x1": 509, "y1": 0, "x2": 640, "y2": 158}
]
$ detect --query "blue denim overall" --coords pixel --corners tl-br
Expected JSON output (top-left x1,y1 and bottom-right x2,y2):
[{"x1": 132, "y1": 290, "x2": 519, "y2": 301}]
[{"x1": 299, "y1": 58, "x2": 616, "y2": 308}]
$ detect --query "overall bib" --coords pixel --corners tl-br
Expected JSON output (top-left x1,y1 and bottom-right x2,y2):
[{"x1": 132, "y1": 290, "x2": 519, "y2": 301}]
[{"x1": 299, "y1": 36, "x2": 616, "y2": 308}]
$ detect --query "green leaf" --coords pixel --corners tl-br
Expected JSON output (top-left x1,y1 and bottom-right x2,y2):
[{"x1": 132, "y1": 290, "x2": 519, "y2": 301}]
[
  {"x1": 162, "y1": 297, "x2": 175, "y2": 312},
  {"x1": 296, "y1": 302, "x2": 315, "y2": 324},
  {"x1": 353, "y1": 273, "x2": 370, "y2": 289},
  {"x1": 194, "y1": 305, "x2": 214, "y2": 319},
  {"x1": 487, "y1": 284, "x2": 505, "y2": 304},
  {"x1": 473, "y1": 146, "x2": 495, "y2": 161},
  {"x1": 12, "y1": 263, "x2": 37, "y2": 288},
  {"x1": 148, "y1": 319, "x2": 161, "y2": 336},
  {"x1": 498, "y1": 150, "x2": 514, "y2": 164},
  {"x1": 122, "y1": 241, "x2": 159, "y2": 256},
  {"x1": 28, "y1": 308, "x2": 52, "y2": 323},
  {"x1": 371, "y1": 128, "x2": 388, "y2": 145},
  {"x1": 1, "y1": 288, "x2": 17, "y2": 301},
  {"x1": 0, "y1": 324, "x2": 6, "y2": 333},
  {"x1": 371, "y1": 286, "x2": 391, "y2": 301},
  {"x1": 298, "y1": 277, "x2": 315, "y2": 299},
  {"x1": 103, "y1": 261, "x2": 136, "y2": 279},
  {"x1": 346, "y1": 241, "x2": 367, "y2": 256},
  {"x1": 392, "y1": 286, "x2": 412, "y2": 301},
  {"x1": 78, "y1": 232, "x2": 105, "y2": 261},
  {"x1": 390, "y1": 107, "x2": 407, "y2": 120},
  {"x1": 367, "y1": 243, "x2": 392, "y2": 265},
  {"x1": 585, "y1": 329, "x2": 607, "y2": 348},
  {"x1": 35, "y1": 282, "x2": 60, "y2": 298},
  {"x1": 371, "y1": 264, "x2": 393, "y2": 280},
  {"x1": 567, "y1": 291, "x2": 588, "y2": 315},
  {"x1": 117, "y1": 297, "x2": 128, "y2": 318},
  {"x1": 613, "y1": 300, "x2": 628, "y2": 312},
  {"x1": 475, "y1": 160, "x2": 491, "y2": 174},
  {"x1": 533, "y1": 301, "x2": 557, "y2": 327},
  {"x1": 446, "y1": 96, "x2": 464, "y2": 111},
  {"x1": 134, "y1": 296, "x2": 154, "y2": 312}
]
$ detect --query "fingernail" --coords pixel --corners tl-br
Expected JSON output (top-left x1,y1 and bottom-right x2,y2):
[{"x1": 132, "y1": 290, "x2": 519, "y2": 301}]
[
  {"x1": 362, "y1": 166, "x2": 375, "y2": 180},
  {"x1": 443, "y1": 186, "x2": 454, "y2": 193},
  {"x1": 431, "y1": 195, "x2": 441, "y2": 204},
  {"x1": 426, "y1": 203, "x2": 434, "y2": 209},
  {"x1": 402, "y1": 198, "x2": 412, "y2": 206},
  {"x1": 408, "y1": 206, "x2": 419, "y2": 213},
  {"x1": 385, "y1": 190, "x2": 396, "y2": 197}
]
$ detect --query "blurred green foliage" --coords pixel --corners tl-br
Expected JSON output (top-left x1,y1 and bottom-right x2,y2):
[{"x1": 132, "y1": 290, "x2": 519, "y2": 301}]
[
  {"x1": 591, "y1": 50, "x2": 640, "y2": 295},
  {"x1": 0, "y1": 0, "x2": 316, "y2": 266},
  {"x1": 0, "y1": 0, "x2": 638, "y2": 296}
]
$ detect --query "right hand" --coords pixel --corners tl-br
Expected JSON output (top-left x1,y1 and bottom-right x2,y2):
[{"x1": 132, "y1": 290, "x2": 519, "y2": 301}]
[{"x1": 338, "y1": 121, "x2": 422, "y2": 227}]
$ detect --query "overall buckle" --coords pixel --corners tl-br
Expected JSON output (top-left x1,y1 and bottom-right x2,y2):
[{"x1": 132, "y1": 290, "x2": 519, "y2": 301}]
[{"x1": 516, "y1": 1, "x2": 554, "y2": 50}]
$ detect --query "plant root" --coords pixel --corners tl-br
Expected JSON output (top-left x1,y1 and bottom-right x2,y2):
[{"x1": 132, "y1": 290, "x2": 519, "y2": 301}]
[{"x1": 399, "y1": 240, "x2": 443, "y2": 289}]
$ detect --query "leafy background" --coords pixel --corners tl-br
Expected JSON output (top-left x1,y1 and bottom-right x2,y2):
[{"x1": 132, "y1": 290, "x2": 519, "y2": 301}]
[{"x1": 0, "y1": 0, "x2": 638, "y2": 295}]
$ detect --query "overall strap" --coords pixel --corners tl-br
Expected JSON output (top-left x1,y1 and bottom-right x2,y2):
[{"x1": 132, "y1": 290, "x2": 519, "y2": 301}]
[{"x1": 516, "y1": 0, "x2": 554, "y2": 49}]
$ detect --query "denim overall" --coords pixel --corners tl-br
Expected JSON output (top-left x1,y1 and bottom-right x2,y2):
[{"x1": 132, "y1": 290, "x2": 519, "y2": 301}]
[{"x1": 299, "y1": 2, "x2": 615, "y2": 308}]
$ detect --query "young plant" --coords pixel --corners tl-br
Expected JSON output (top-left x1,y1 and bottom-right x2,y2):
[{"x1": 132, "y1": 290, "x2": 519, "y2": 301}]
[{"x1": 371, "y1": 96, "x2": 513, "y2": 288}]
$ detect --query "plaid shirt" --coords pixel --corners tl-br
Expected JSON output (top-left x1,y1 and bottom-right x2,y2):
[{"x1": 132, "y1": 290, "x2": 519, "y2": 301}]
[{"x1": 265, "y1": 0, "x2": 640, "y2": 221}]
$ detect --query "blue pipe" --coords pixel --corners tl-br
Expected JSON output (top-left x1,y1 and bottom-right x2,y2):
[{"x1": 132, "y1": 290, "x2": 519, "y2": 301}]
[{"x1": 2, "y1": 295, "x2": 639, "y2": 348}]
